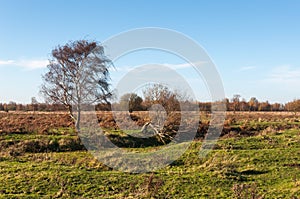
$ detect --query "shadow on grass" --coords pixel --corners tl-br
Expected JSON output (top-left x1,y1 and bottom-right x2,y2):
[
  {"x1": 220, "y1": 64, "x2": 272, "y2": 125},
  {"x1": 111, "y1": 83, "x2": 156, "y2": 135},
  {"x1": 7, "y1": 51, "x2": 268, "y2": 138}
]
[
  {"x1": 107, "y1": 133, "x2": 169, "y2": 148},
  {"x1": 239, "y1": 169, "x2": 269, "y2": 175}
]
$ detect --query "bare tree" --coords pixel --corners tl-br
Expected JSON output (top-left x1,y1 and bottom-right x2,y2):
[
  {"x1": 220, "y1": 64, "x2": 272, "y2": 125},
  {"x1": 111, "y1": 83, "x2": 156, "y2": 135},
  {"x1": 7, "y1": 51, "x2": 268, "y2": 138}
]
[
  {"x1": 142, "y1": 84, "x2": 181, "y2": 114},
  {"x1": 285, "y1": 99, "x2": 300, "y2": 115},
  {"x1": 232, "y1": 94, "x2": 241, "y2": 113},
  {"x1": 248, "y1": 97, "x2": 258, "y2": 111},
  {"x1": 141, "y1": 84, "x2": 187, "y2": 142},
  {"x1": 40, "y1": 40, "x2": 112, "y2": 131},
  {"x1": 31, "y1": 97, "x2": 38, "y2": 112}
]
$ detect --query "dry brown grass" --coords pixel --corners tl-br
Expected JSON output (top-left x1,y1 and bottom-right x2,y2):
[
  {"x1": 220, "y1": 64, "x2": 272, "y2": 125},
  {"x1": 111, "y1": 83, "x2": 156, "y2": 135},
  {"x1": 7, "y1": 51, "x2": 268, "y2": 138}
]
[
  {"x1": 0, "y1": 111, "x2": 73, "y2": 134},
  {"x1": 0, "y1": 111, "x2": 299, "y2": 138}
]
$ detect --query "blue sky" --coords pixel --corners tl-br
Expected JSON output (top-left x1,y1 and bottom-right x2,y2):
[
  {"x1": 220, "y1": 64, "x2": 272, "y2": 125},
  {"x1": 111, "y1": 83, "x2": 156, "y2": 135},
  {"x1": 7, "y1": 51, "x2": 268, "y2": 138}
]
[{"x1": 0, "y1": 0, "x2": 300, "y2": 103}]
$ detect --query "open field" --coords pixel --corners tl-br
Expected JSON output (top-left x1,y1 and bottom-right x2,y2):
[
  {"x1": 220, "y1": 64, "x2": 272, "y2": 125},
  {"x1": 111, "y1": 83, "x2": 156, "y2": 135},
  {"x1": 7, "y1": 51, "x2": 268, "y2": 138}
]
[{"x1": 0, "y1": 111, "x2": 300, "y2": 198}]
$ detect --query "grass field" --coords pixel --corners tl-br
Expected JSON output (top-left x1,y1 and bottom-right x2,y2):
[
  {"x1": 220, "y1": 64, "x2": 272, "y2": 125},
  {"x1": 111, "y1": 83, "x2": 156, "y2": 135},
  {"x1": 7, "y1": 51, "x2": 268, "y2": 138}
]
[{"x1": 0, "y1": 111, "x2": 300, "y2": 198}]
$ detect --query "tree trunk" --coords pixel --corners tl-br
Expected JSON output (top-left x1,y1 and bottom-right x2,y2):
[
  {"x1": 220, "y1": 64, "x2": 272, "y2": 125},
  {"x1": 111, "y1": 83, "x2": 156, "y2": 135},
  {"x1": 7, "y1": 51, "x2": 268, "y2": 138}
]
[{"x1": 75, "y1": 109, "x2": 81, "y2": 132}]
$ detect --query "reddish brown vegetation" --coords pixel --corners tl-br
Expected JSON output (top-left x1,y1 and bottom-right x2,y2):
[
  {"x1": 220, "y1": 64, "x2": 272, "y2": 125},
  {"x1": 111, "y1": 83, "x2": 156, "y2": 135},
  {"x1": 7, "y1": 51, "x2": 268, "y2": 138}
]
[
  {"x1": 0, "y1": 112, "x2": 73, "y2": 134},
  {"x1": 0, "y1": 111, "x2": 299, "y2": 137}
]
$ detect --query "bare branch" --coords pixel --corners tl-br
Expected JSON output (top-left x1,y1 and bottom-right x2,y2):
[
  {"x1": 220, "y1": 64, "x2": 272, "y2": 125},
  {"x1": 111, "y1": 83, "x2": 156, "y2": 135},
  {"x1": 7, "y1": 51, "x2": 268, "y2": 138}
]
[{"x1": 40, "y1": 40, "x2": 112, "y2": 131}]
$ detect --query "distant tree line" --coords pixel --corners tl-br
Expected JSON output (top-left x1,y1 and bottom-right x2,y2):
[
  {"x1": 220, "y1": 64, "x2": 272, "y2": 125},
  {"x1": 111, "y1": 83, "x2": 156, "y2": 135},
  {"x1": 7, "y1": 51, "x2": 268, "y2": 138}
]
[
  {"x1": 2, "y1": 94, "x2": 300, "y2": 113},
  {"x1": 0, "y1": 101, "x2": 111, "y2": 113},
  {"x1": 223, "y1": 95, "x2": 285, "y2": 112},
  {"x1": 0, "y1": 101, "x2": 65, "y2": 112}
]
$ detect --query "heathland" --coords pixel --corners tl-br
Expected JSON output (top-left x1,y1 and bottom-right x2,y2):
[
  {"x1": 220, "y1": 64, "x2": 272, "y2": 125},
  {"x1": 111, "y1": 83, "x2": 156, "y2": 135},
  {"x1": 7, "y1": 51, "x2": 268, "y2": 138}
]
[{"x1": 0, "y1": 111, "x2": 300, "y2": 198}]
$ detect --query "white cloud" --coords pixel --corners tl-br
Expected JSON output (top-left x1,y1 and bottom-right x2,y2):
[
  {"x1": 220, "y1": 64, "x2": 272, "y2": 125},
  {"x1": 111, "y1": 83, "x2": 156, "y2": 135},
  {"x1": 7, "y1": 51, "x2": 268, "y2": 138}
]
[
  {"x1": 0, "y1": 58, "x2": 48, "y2": 70},
  {"x1": 239, "y1": 66, "x2": 256, "y2": 71},
  {"x1": 17, "y1": 59, "x2": 48, "y2": 70},
  {"x1": 267, "y1": 65, "x2": 300, "y2": 83},
  {"x1": 113, "y1": 61, "x2": 206, "y2": 72},
  {"x1": 0, "y1": 60, "x2": 15, "y2": 65},
  {"x1": 162, "y1": 61, "x2": 207, "y2": 69},
  {"x1": 259, "y1": 65, "x2": 300, "y2": 102}
]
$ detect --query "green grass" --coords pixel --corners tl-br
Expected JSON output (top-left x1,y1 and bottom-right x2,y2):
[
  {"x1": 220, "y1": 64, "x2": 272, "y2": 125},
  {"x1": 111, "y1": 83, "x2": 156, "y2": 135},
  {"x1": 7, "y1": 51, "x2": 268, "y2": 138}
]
[
  {"x1": 0, "y1": 129, "x2": 300, "y2": 198},
  {"x1": 0, "y1": 133, "x2": 77, "y2": 142}
]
